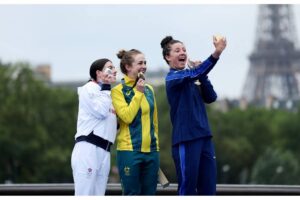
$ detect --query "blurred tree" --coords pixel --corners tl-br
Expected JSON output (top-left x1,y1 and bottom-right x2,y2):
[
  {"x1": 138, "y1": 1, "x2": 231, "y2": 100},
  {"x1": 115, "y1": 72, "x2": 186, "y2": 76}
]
[
  {"x1": 251, "y1": 148, "x2": 299, "y2": 184},
  {"x1": 276, "y1": 110, "x2": 300, "y2": 156},
  {"x1": 0, "y1": 62, "x2": 77, "y2": 183},
  {"x1": 154, "y1": 85, "x2": 177, "y2": 183},
  {"x1": 210, "y1": 107, "x2": 292, "y2": 184}
]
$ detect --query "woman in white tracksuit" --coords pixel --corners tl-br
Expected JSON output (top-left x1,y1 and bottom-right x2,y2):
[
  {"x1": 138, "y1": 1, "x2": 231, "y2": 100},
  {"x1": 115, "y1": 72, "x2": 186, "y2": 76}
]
[{"x1": 71, "y1": 58, "x2": 117, "y2": 195}]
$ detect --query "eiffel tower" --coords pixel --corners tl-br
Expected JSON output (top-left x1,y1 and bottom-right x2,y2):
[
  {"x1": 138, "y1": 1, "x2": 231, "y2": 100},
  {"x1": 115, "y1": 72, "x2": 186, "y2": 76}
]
[{"x1": 242, "y1": 5, "x2": 300, "y2": 107}]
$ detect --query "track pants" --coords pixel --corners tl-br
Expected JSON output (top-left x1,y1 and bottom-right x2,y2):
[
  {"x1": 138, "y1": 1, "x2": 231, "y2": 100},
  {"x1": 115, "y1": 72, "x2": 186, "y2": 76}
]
[
  {"x1": 71, "y1": 141, "x2": 110, "y2": 195},
  {"x1": 117, "y1": 151, "x2": 159, "y2": 195},
  {"x1": 172, "y1": 137, "x2": 216, "y2": 195}
]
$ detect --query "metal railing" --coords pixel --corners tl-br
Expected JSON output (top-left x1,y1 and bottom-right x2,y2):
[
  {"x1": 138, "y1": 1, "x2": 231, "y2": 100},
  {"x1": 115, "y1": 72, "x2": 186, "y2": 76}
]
[{"x1": 1, "y1": 183, "x2": 300, "y2": 195}]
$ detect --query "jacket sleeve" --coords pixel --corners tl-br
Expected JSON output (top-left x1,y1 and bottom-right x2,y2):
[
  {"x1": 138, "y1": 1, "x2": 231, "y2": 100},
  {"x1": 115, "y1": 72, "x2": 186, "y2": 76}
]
[
  {"x1": 166, "y1": 55, "x2": 218, "y2": 88},
  {"x1": 111, "y1": 87, "x2": 143, "y2": 124},
  {"x1": 191, "y1": 55, "x2": 219, "y2": 80},
  {"x1": 80, "y1": 84, "x2": 112, "y2": 120},
  {"x1": 200, "y1": 77, "x2": 217, "y2": 104},
  {"x1": 148, "y1": 86, "x2": 159, "y2": 139}
]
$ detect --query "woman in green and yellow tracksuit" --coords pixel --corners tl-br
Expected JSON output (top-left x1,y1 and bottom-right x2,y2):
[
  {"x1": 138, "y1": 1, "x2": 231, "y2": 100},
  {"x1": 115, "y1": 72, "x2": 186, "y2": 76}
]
[{"x1": 111, "y1": 49, "x2": 159, "y2": 195}]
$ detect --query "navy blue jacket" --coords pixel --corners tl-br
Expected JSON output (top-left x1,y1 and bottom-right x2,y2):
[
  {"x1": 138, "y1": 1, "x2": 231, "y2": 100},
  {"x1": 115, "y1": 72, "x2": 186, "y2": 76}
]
[{"x1": 165, "y1": 55, "x2": 218, "y2": 145}]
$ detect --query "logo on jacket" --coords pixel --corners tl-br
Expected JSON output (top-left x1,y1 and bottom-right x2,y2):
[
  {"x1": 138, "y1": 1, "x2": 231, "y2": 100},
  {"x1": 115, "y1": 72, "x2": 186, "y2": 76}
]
[
  {"x1": 125, "y1": 90, "x2": 132, "y2": 96},
  {"x1": 124, "y1": 166, "x2": 130, "y2": 176},
  {"x1": 87, "y1": 168, "x2": 93, "y2": 177}
]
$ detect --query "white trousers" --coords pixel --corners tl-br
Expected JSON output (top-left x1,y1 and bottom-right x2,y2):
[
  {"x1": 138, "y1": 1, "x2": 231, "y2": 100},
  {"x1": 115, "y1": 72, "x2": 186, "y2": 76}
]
[{"x1": 71, "y1": 141, "x2": 110, "y2": 196}]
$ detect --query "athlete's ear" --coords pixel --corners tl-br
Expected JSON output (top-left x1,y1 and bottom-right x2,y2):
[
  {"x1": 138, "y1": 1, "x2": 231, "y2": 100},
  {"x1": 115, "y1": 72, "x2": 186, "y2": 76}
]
[
  {"x1": 125, "y1": 64, "x2": 131, "y2": 72},
  {"x1": 96, "y1": 70, "x2": 102, "y2": 75},
  {"x1": 165, "y1": 55, "x2": 172, "y2": 63},
  {"x1": 96, "y1": 70, "x2": 102, "y2": 78}
]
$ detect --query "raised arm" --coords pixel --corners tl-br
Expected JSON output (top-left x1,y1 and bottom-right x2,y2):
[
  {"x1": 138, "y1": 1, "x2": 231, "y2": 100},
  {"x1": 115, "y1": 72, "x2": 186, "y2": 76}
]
[{"x1": 111, "y1": 87, "x2": 143, "y2": 124}]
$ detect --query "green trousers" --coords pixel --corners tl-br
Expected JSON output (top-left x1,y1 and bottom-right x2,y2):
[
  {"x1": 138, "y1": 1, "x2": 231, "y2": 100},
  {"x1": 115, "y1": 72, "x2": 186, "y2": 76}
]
[{"x1": 117, "y1": 150, "x2": 159, "y2": 195}]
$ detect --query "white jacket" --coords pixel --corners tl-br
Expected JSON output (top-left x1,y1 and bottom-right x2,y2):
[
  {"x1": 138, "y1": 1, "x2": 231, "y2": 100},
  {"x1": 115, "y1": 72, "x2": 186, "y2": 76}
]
[{"x1": 75, "y1": 81, "x2": 117, "y2": 143}]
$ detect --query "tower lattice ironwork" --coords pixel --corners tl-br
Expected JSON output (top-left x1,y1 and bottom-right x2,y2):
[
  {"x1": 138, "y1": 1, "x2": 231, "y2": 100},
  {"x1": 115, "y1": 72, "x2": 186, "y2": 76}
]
[{"x1": 242, "y1": 5, "x2": 300, "y2": 106}]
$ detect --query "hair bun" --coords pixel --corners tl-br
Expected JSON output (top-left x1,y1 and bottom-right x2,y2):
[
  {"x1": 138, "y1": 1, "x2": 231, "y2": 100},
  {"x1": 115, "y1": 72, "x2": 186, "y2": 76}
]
[
  {"x1": 160, "y1": 36, "x2": 173, "y2": 48},
  {"x1": 117, "y1": 49, "x2": 127, "y2": 59}
]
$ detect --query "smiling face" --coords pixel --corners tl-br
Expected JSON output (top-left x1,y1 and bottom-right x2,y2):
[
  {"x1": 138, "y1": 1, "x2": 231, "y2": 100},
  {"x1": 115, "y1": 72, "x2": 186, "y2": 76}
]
[
  {"x1": 165, "y1": 42, "x2": 187, "y2": 70},
  {"x1": 126, "y1": 53, "x2": 147, "y2": 79}
]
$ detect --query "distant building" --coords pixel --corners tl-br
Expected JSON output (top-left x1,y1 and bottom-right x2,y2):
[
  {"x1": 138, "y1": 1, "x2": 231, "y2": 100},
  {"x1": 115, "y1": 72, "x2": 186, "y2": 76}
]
[
  {"x1": 35, "y1": 64, "x2": 51, "y2": 82},
  {"x1": 242, "y1": 5, "x2": 300, "y2": 110}
]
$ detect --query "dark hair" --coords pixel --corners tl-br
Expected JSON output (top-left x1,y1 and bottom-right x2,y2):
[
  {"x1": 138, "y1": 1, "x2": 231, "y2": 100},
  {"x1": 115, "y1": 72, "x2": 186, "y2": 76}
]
[
  {"x1": 89, "y1": 58, "x2": 110, "y2": 81},
  {"x1": 160, "y1": 36, "x2": 182, "y2": 64},
  {"x1": 117, "y1": 49, "x2": 142, "y2": 74}
]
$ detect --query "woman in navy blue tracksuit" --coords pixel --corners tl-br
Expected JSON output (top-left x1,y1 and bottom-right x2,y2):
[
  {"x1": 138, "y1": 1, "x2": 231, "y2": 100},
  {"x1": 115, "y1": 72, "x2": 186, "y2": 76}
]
[{"x1": 160, "y1": 35, "x2": 227, "y2": 195}]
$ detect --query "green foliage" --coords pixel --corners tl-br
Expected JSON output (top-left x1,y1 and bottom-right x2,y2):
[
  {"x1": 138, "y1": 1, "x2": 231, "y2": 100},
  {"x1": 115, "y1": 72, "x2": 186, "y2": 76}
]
[
  {"x1": 0, "y1": 62, "x2": 77, "y2": 183},
  {"x1": 154, "y1": 85, "x2": 177, "y2": 182},
  {"x1": 251, "y1": 148, "x2": 299, "y2": 184},
  {"x1": 210, "y1": 107, "x2": 300, "y2": 184}
]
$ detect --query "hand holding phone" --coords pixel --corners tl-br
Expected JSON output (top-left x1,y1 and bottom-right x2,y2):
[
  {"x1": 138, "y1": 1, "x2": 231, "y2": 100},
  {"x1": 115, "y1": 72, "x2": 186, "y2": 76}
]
[
  {"x1": 103, "y1": 68, "x2": 116, "y2": 84},
  {"x1": 104, "y1": 68, "x2": 113, "y2": 75}
]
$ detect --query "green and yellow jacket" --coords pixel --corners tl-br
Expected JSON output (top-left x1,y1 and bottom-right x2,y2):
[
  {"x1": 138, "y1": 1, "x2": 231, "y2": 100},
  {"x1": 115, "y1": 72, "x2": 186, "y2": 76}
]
[{"x1": 111, "y1": 75, "x2": 159, "y2": 152}]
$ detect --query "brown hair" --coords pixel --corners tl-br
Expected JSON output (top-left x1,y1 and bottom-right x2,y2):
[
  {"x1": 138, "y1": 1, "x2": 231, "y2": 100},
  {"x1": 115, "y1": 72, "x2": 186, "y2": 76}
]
[{"x1": 116, "y1": 49, "x2": 142, "y2": 74}]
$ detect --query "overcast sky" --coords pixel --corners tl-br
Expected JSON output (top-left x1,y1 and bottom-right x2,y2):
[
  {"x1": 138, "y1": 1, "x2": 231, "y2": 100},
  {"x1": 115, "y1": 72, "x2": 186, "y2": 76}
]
[{"x1": 0, "y1": 4, "x2": 300, "y2": 99}]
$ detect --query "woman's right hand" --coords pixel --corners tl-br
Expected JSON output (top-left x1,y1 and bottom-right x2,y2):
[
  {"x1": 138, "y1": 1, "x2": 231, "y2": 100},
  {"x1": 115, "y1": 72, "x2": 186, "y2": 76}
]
[{"x1": 136, "y1": 78, "x2": 145, "y2": 93}]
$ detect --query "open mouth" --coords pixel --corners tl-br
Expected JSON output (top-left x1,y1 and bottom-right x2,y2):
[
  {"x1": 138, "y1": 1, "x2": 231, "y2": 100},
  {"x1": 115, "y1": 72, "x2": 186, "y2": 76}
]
[
  {"x1": 178, "y1": 57, "x2": 187, "y2": 64},
  {"x1": 178, "y1": 54, "x2": 187, "y2": 62},
  {"x1": 139, "y1": 69, "x2": 146, "y2": 74}
]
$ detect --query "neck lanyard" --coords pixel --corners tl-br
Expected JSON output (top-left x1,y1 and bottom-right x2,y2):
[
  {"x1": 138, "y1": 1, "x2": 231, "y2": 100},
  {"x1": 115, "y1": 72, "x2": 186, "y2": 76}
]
[{"x1": 121, "y1": 78, "x2": 138, "y2": 90}]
